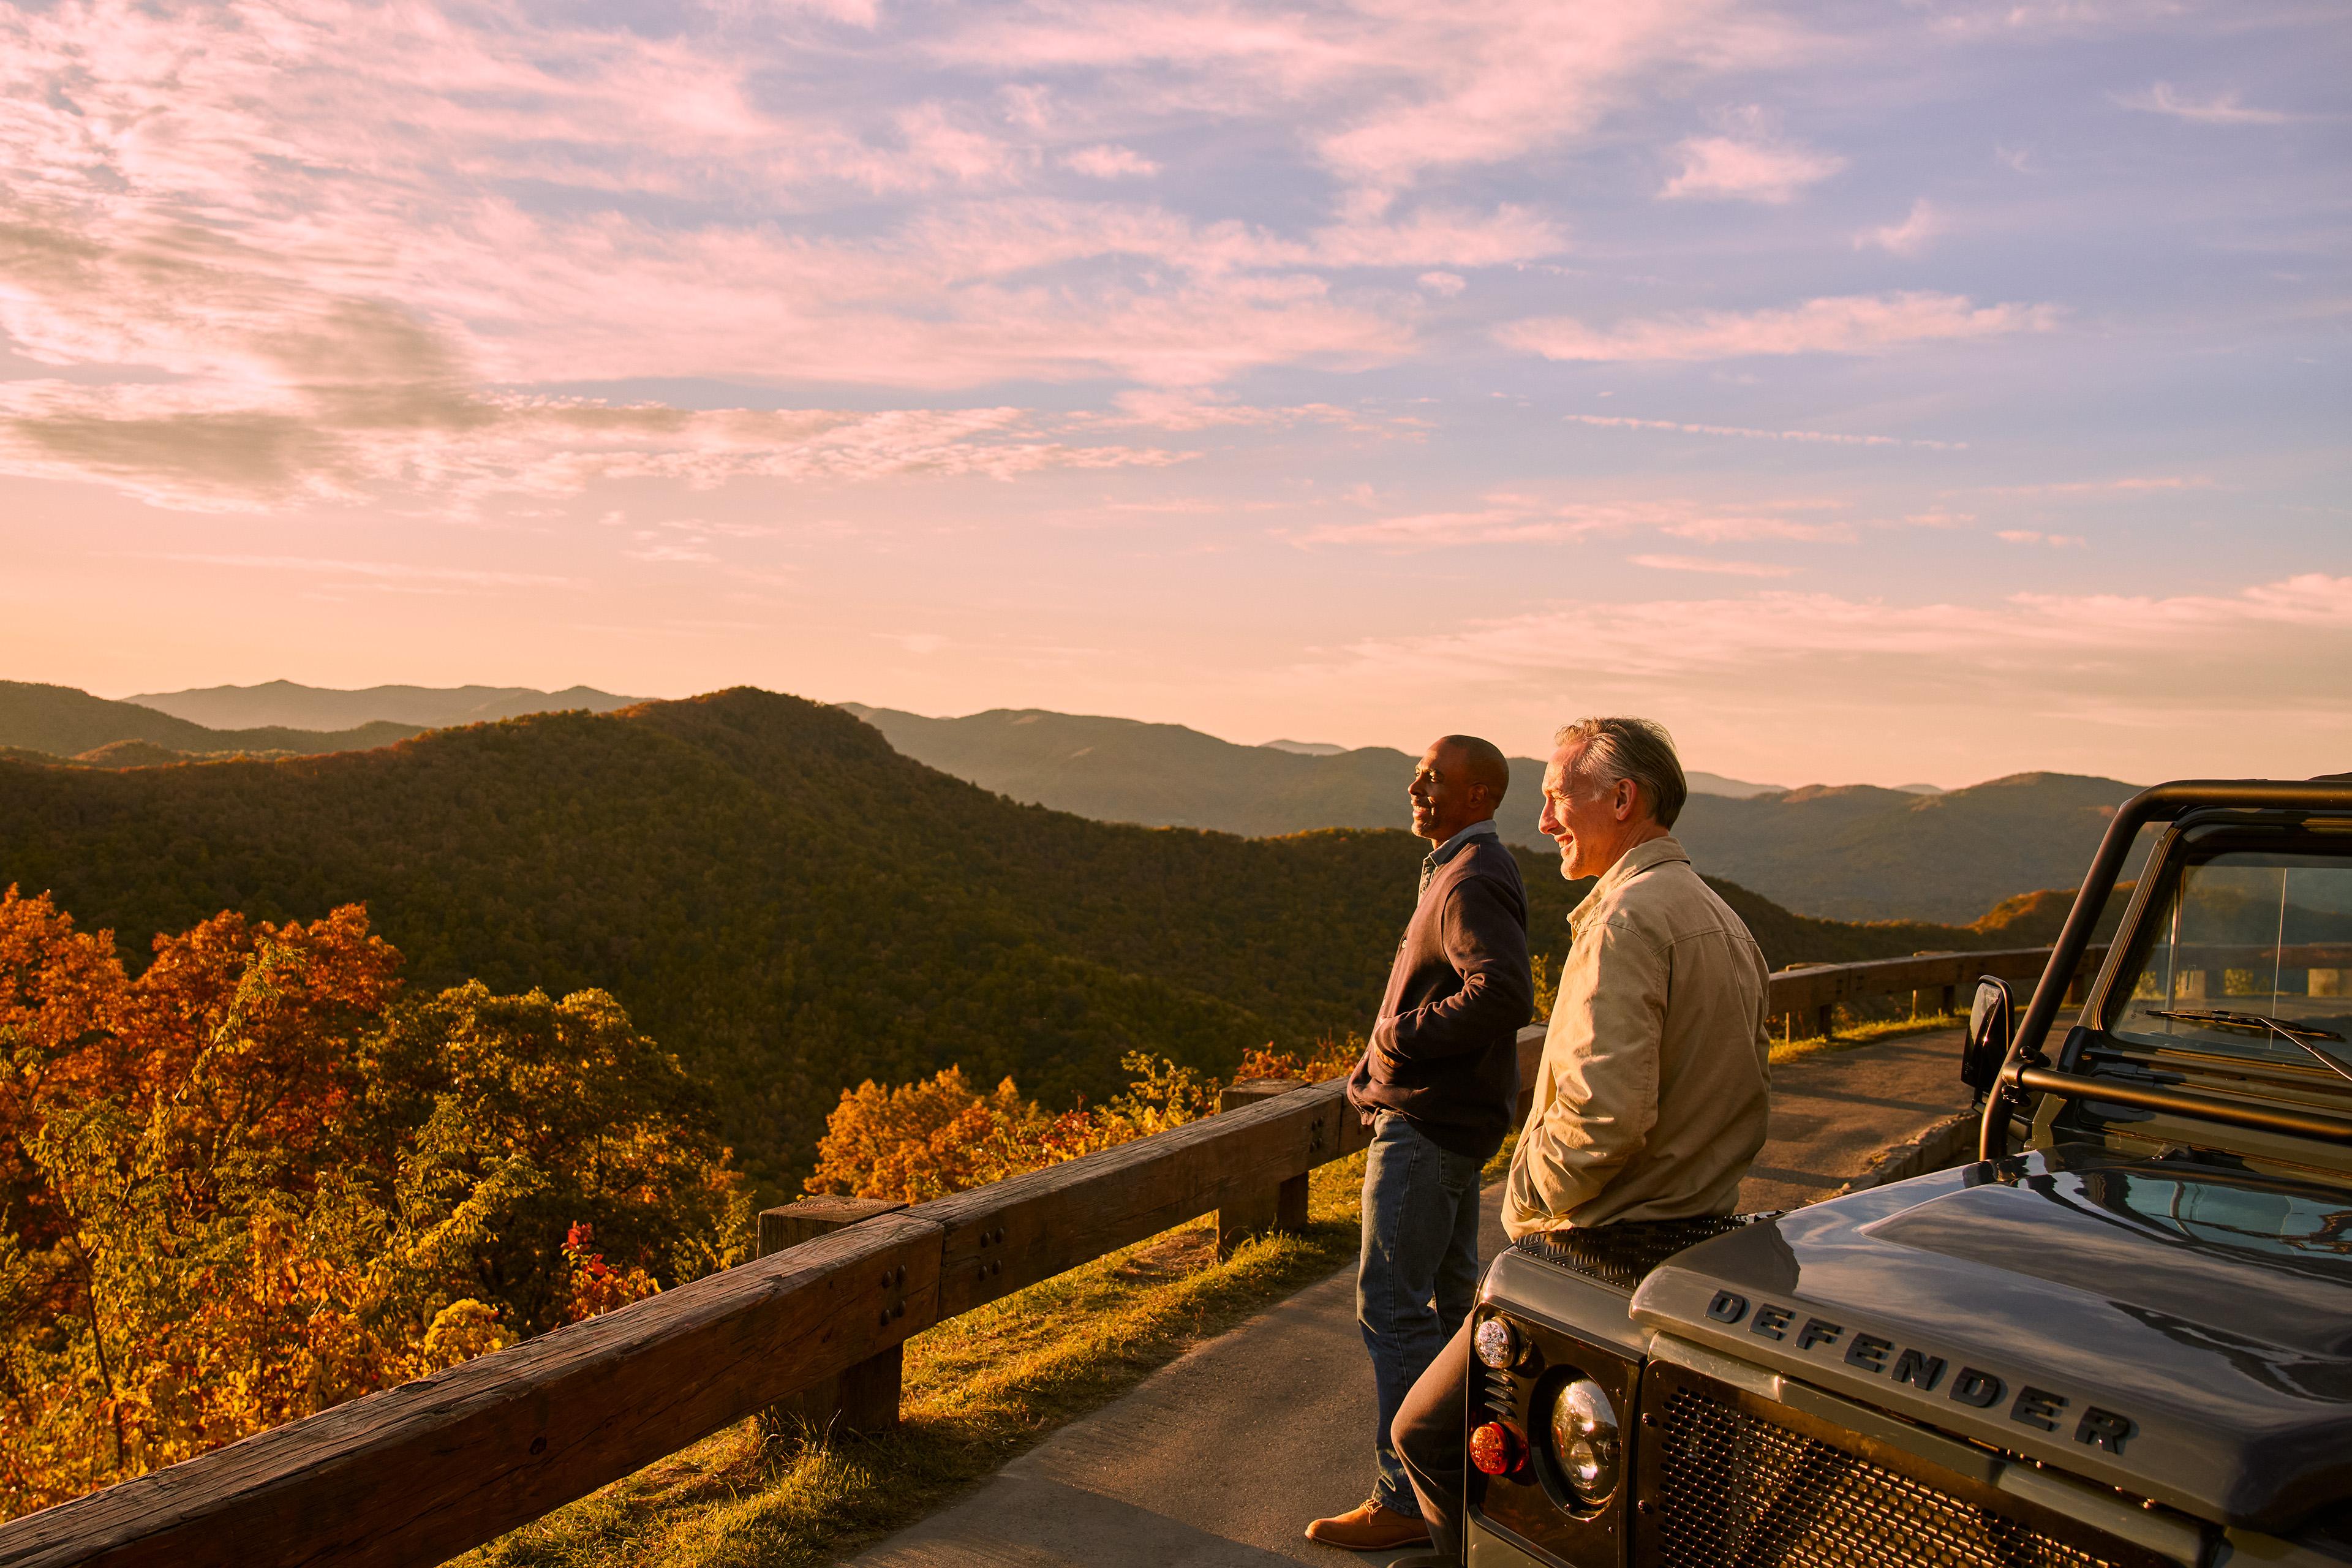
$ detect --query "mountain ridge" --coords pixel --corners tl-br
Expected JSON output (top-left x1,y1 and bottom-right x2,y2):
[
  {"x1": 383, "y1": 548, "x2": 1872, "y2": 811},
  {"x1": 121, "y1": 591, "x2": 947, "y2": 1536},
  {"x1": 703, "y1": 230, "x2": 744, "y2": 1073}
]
[
  {"x1": 127, "y1": 680, "x2": 641, "y2": 732},
  {"x1": 0, "y1": 688, "x2": 2029, "y2": 1190},
  {"x1": 839, "y1": 703, "x2": 2143, "y2": 922},
  {"x1": 0, "y1": 682, "x2": 421, "y2": 761}
]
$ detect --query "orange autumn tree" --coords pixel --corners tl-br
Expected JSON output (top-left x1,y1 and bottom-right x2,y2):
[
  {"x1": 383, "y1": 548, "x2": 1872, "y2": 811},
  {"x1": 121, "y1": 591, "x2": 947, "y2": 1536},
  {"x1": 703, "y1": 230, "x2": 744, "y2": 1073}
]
[
  {"x1": 802, "y1": 1039, "x2": 1364, "y2": 1205},
  {"x1": 0, "y1": 888, "x2": 748, "y2": 1518}
]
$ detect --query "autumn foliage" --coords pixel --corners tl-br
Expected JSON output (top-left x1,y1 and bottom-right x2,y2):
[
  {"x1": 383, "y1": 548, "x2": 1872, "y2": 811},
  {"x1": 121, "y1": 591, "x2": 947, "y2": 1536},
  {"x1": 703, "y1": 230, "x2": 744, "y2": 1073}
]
[
  {"x1": 0, "y1": 888, "x2": 748, "y2": 1518},
  {"x1": 804, "y1": 1036, "x2": 1364, "y2": 1204}
]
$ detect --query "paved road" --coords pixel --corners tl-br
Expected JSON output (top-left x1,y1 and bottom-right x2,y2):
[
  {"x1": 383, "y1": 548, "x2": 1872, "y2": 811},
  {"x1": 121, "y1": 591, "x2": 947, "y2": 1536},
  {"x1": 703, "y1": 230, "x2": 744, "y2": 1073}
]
[
  {"x1": 1738, "y1": 1025, "x2": 1972, "y2": 1211},
  {"x1": 850, "y1": 1027, "x2": 1972, "y2": 1568}
]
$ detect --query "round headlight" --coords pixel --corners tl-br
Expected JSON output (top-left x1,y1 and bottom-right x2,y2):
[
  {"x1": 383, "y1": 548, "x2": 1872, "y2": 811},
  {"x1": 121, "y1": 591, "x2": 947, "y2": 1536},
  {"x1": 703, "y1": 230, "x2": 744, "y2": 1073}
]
[
  {"x1": 1473, "y1": 1315, "x2": 1518, "y2": 1370},
  {"x1": 1547, "y1": 1378, "x2": 1621, "y2": 1506}
]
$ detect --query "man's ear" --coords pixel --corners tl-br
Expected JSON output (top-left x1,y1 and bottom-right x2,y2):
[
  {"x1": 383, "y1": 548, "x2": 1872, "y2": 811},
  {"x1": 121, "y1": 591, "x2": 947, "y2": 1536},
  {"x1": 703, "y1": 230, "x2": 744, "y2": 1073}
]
[{"x1": 1615, "y1": 777, "x2": 1639, "y2": 821}]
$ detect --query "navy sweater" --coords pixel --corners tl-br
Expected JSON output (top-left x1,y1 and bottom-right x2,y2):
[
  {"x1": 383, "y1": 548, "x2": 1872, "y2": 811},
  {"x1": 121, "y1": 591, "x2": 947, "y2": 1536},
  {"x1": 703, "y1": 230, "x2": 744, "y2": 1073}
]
[{"x1": 1344, "y1": 835, "x2": 1534, "y2": 1159}]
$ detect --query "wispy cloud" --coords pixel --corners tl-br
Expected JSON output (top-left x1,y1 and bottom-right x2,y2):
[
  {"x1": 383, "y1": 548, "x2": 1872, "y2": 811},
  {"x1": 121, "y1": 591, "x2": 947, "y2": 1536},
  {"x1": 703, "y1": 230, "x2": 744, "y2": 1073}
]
[
  {"x1": 1502, "y1": 293, "x2": 2057, "y2": 362},
  {"x1": 1079, "y1": 390, "x2": 1396, "y2": 434},
  {"x1": 2114, "y1": 83, "x2": 2298, "y2": 126},
  {"x1": 1656, "y1": 515, "x2": 1852, "y2": 544},
  {"x1": 1630, "y1": 553, "x2": 1798, "y2": 576},
  {"x1": 0, "y1": 214, "x2": 1207, "y2": 508},
  {"x1": 1996, "y1": 530, "x2": 2087, "y2": 547},
  {"x1": 1327, "y1": 574, "x2": 2352, "y2": 685},
  {"x1": 146, "y1": 555, "x2": 580, "y2": 590},
  {"x1": 1856, "y1": 199, "x2": 1945, "y2": 257},
  {"x1": 1564, "y1": 412, "x2": 1965, "y2": 451},
  {"x1": 1060, "y1": 144, "x2": 1160, "y2": 178},
  {"x1": 1302, "y1": 495, "x2": 1849, "y2": 550},
  {"x1": 624, "y1": 543, "x2": 722, "y2": 564},
  {"x1": 1660, "y1": 134, "x2": 1845, "y2": 203},
  {"x1": 941, "y1": 0, "x2": 1797, "y2": 190},
  {"x1": 1980, "y1": 475, "x2": 2211, "y2": 497}
]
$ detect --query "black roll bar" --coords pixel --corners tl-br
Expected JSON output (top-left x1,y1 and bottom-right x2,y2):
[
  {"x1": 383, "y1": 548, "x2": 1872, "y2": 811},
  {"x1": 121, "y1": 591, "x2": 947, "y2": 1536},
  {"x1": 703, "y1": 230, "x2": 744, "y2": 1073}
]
[{"x1": 1981, "y1": 777, "x2": 2352, "y2": 1162}]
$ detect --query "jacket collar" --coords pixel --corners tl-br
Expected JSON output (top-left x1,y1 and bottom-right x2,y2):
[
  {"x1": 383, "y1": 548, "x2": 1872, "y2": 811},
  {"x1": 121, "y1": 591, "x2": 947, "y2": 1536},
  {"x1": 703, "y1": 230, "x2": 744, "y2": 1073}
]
[{"x1": 1567, "y1": 832, "x2": 1689, "y2": 935}]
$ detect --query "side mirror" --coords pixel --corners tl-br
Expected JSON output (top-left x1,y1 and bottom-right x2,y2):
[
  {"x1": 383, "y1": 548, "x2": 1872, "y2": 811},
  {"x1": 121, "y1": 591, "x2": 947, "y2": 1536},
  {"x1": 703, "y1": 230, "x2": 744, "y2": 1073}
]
[{"x1": 1960, "y1": 976, "x2": 2013, "y2": 1095}]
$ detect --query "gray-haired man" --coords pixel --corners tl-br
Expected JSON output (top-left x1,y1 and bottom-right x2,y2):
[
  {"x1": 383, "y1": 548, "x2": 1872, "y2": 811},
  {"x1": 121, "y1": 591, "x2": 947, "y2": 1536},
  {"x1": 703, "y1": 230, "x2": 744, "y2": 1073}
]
[{"x1": 1385, "y1": 717, "x2": 1772, "y2": 1567}]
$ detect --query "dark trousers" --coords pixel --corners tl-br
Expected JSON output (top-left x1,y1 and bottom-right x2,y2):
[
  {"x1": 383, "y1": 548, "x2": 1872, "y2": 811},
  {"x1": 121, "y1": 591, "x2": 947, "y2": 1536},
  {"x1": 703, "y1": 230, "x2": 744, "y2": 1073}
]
[{"x1": 1393, "y1": 1316, "x2": 1476, "y2": 1561}]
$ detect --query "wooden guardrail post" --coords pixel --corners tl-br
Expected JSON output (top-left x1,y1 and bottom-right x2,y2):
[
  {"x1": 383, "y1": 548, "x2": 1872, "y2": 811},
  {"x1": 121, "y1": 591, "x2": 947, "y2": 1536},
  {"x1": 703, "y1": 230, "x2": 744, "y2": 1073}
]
[
  {"x1": 1215, "y1": 1078, "x2": 1308, "y2": 1259},
  {"x1": 758, "y1": 1197, "x2": 908, "y2": 1438}
]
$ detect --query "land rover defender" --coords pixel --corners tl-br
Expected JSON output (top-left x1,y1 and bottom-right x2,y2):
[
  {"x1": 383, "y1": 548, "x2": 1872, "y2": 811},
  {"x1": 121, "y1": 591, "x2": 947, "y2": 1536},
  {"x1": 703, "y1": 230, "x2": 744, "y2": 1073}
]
[{"x1": 1464, "y1": 778, "x2": 2352, "y2": 1568}]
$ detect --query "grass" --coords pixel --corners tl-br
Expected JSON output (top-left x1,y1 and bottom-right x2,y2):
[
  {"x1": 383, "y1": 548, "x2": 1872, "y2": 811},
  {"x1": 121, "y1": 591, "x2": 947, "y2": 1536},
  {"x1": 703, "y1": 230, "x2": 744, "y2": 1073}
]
[
  {"x1": 1770, "y1": 1009, "x2": 1966, "y2": 1067},
  {"x1": 457, "y1": 1148, "x2": 1377, "y2": 1568}
]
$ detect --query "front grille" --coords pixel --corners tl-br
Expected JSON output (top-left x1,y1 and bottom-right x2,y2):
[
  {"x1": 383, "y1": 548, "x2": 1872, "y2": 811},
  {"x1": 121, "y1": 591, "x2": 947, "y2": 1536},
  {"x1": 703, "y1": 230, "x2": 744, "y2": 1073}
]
[{"x1": 1648, "y1": 1381, "x2": 2154, "y2": 1568}]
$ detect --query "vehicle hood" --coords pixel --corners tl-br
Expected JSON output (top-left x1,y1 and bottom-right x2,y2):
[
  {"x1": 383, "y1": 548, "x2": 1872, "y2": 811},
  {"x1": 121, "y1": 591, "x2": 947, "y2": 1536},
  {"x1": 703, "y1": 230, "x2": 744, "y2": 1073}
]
[{"x1": 1630, "y1": 1145, "x2": 2352, "y2": 1532}]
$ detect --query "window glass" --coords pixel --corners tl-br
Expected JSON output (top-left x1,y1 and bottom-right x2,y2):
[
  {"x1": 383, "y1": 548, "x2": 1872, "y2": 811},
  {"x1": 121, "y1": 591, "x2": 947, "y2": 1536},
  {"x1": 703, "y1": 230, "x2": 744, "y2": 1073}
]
[{"x1": 2110, "y1": 849, "x2": 2352, "y2": 1068}]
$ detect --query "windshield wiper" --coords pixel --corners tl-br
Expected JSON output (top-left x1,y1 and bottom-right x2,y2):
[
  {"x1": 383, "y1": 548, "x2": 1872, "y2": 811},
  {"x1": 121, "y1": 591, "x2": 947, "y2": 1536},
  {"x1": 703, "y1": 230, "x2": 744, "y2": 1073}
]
[{"x1": 2150, "y1": 1008, "x2": 2352, "y2": 1087}]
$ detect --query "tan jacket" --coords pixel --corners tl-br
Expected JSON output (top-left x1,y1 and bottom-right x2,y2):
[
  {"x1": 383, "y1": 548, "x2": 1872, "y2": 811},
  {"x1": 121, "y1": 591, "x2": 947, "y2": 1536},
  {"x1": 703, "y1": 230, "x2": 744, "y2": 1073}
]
[{"x1": 1503, "y1": 835, "x2": 1771, "y2": 1237}]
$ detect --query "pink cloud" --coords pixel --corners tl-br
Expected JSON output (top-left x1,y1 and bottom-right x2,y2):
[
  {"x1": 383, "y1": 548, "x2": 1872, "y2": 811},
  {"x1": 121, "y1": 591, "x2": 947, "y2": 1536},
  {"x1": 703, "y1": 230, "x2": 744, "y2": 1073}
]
[
  {"x1": 1300, "y1": 496, "x2": 1845, "y2": 550},
  {"x1": 1061, "y1": 144, "x2": 1161, "y2": 178},
  {"x1": 145, "y1": 555, "x2": 582, "y2": 590},
  {"x1": 1329, "y1": 575, "x2": 2352, "y2": 684},
  {"x1": 1301, "y1": 500, "x2": 1646, "y2": 548},
  {"x1": 1980, "y1": 475, "x2": 2211, "y2": 496},
  {"x1": 1630, "y1": 553, "x2": 1799, "y2": 577},
  {"x1": 1082, "y1": 390, "x2": 1396, "y2": 433},
  {"x1": 1660, "y1": 135, "x2": 1844, "y2": 203},
  {"x1": 1564, "y1": 412, "x2": 1964, "y2": 451},
  {"x1": 4, "y1": 0, "x2": 1585, "y2": 464},
  {"x1": 1655, "y1": 516, "x2": 1853, "y2": 544},
  {"x1": 2114, "y1": 83, "x2": 2298, "y2": 126},
  {"x1": 1501, "y1": 293, "x2": 2059, "y2": 362},
  {"x1": 937, "y1": 0, "x2": 1793, "y2": 187},
  {"x1": 1856, "y1": 198, "x2": 1946, "y2": 257}
]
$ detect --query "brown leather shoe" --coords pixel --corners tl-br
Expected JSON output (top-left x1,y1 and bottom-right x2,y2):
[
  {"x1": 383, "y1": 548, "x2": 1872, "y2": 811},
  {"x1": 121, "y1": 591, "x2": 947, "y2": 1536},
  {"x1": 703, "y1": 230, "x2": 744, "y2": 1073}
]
[{"x1": 1304, "y1": 1498, "x2": 1432, "y2": 1551}]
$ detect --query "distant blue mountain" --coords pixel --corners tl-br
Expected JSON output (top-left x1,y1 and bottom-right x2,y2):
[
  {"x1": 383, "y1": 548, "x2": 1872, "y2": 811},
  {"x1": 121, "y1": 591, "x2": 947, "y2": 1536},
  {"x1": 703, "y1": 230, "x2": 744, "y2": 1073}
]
[{"x1": 128, "y1": 680, "x2": 641, "y2": 732}]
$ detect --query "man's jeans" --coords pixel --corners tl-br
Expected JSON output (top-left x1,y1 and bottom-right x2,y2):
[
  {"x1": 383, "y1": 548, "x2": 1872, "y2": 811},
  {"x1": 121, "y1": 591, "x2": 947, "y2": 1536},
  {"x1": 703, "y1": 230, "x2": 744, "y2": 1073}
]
[{"x1": 1357, "y1": 1111, "x2": 1483, "y2": 1518}]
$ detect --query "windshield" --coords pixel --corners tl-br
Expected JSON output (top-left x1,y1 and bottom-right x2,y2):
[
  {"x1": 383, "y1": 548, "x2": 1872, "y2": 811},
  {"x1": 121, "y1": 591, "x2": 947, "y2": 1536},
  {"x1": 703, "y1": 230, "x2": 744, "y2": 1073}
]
[{"x1": 2109, "y1": 846, "x2": 2352, "y2": 1068}]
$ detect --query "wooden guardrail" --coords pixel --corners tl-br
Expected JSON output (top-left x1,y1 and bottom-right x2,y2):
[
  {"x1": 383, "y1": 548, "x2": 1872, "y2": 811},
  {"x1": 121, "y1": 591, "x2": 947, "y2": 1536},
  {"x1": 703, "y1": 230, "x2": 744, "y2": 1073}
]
[
  {"x1": 1766, "y1": 943, "x2": 2108, "y2": 1042},
  {"x1": 0, "y1": 943, "x2": 2091, "y2": 1568}
]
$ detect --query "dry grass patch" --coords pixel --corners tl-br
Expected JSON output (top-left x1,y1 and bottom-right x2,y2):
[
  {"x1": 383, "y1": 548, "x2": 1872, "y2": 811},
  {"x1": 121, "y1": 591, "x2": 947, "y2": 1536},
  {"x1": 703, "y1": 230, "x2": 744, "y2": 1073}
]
[
  {"x1": 1770, "y1": 1010, "x2": 1965, "y2": 1067},
  {"x1": 457, "y1": 1150, "x2": 1373, "y2": 1568}
]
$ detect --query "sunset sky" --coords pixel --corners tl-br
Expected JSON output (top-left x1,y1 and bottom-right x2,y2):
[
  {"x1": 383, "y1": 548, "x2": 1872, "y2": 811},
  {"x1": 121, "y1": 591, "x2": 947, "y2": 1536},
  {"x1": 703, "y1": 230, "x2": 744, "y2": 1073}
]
[{"x1": 2, "y1": 0, "x2": 2345, "y2": 787}]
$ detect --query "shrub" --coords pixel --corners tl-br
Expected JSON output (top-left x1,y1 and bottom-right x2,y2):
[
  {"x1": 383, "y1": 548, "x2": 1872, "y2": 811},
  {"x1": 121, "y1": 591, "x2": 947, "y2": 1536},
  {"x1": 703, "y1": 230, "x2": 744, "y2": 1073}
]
[{"x1": 804, "y1": 1037, "x2": 1363, "y2": 1205}]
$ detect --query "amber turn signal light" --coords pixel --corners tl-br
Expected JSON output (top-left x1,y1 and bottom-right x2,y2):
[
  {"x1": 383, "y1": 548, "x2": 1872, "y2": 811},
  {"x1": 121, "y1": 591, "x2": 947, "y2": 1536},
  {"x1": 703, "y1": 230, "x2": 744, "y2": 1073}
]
[{"x1": 1469, "y1": 1420, "x2": 1523, "y2": 1477}]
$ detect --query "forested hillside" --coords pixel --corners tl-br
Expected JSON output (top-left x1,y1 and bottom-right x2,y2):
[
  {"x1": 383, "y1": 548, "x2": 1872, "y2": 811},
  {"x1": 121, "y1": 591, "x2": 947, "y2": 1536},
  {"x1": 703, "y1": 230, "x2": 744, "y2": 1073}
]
[
  {"x1": 1673, "y1": 774, "x2": 2147, "y2": 922},
  {"x1": 0, "y1": 682, "x2": 418, "y2": 761},
  {"x1": 0, "y1": 689, "x2": 2016, "y2": 1190},
  {"x1": 842, "y1": 704, "x2": 1776, "y2": 846},
  {"x1": 846, "y1": 703, "x2": 2145, "y2": 924}
]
